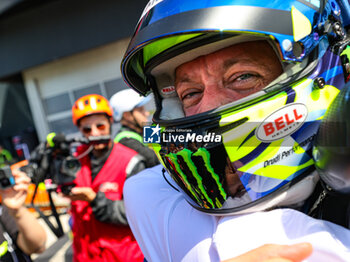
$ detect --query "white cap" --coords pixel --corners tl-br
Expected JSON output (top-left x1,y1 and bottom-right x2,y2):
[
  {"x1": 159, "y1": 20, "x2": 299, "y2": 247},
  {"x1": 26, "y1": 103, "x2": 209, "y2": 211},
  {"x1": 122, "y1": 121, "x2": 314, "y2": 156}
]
[{"x1": 109, "y1": 89, "x2": 151, "y2": 122}]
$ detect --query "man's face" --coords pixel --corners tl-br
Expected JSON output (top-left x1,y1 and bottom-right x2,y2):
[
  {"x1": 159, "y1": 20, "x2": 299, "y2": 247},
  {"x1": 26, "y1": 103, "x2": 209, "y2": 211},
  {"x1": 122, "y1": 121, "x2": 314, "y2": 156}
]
[
  {"x1": 78, "y1": 114, "x2": 111, "y2": 150},
  {"x1": 175, "y1": 41, "x2": 283, "y2": 116},
  {"x1": 132, "y1": 106, "x2": 150, "y2": 127}
]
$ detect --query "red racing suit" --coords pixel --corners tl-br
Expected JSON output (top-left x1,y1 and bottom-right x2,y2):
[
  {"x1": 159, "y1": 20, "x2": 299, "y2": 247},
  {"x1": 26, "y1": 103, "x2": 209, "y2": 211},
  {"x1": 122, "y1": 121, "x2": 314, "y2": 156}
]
[{"x1": 70, "y1": 142, "x2": 144, "y2": 262}]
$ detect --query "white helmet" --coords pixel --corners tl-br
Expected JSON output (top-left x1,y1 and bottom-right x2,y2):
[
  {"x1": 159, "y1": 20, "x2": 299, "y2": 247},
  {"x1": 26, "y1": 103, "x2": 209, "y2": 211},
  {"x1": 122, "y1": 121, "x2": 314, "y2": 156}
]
[{"x1": 109, "y1": 89, "x2": 151, "y2": 122}]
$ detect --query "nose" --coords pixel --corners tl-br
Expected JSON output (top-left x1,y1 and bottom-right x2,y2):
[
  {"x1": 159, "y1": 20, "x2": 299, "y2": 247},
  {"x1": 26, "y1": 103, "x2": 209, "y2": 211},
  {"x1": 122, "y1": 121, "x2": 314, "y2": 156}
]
[
  {"x1": 90, "y1": 125, "x2": 103, "y2": 136},
  {"x1": 196, "y1": 85, "x2": 234, "y2": 114}
]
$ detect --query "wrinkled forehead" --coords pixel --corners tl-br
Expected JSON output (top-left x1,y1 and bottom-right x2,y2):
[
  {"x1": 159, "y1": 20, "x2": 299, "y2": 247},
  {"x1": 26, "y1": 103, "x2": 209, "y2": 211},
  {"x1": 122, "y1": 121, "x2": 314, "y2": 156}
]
[
  {"x1": 151, "y1": 35, "x2": 281, "y2": 89},
  {"x1": 174, "y1": 40, "x2": 277, "y2": 79}
]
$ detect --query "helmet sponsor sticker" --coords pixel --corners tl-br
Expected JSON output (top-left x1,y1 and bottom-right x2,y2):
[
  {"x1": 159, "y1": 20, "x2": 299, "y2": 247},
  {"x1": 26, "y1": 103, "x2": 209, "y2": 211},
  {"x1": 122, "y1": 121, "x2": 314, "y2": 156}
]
[
  {"x1": 263, "y1": 134, "x2": 316, "y2": 168},
  {"x1": 256, "y1": 103, "x2": 308, "y2": 142},
  {"x1": 161, "y1": 86, "x2": 176, "y2": 96}
]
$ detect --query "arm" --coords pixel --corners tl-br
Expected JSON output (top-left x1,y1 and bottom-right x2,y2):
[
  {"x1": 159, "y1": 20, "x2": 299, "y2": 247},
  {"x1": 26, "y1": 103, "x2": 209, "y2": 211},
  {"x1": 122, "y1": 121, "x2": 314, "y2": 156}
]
[
  {"x1": 1, "y1": 170, "x2": 47, "y2": 255},
  {"x1": 68, "y1": 188, "x2": 129, "y2": 225},
  {"x1": 89, "y1": 159, "x2": 147, "y2": 225},
  {"x1": 90, "y1": 192, "x2": 128, "y2": 225},
  {"x1": 68, "y1": 156, "x2": 147, "y2": 225}
]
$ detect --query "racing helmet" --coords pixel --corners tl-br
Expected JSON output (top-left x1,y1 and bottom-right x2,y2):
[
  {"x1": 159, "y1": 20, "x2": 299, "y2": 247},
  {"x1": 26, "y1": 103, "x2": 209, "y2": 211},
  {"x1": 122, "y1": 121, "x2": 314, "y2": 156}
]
[
  {"x1": 122, "y1": 0, "x2": 350, "y2": 214},
  {"x1": 109, "y1": 89, "x2": 151, "y2": 122},
  {"x1": 313, "y1": 82, "x2": 350, "y2": 194},
  {"x1": 72, "y1": 94, "x2": 113, "y2": 126}
]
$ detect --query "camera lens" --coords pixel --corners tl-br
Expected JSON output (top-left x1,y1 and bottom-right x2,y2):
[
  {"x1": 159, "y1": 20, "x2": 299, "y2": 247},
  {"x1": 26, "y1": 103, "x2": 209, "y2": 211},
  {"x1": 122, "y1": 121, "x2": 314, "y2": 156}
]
[{"x1": 0, "y1": 177, "x2": 11, "y2": 188}]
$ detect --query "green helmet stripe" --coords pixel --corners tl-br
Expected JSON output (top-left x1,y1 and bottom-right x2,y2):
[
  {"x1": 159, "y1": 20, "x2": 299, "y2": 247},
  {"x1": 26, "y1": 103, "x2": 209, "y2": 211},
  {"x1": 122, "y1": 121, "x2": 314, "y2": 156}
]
[
  {"x1": 254, "y1": 158, "x2": 314, "y2": 179},
  {"x1": 193, "y1": 148, "x2": 227, "y2": 200},
  {"x1": 176, "y1": 149, "x2": 216, "y2": 207},
  {"x1": 143, "y1": 33, "x2": 202, "y2": 65},
  {"x1": 167, "y1": 152, "x2": 203, "y2": 205}
]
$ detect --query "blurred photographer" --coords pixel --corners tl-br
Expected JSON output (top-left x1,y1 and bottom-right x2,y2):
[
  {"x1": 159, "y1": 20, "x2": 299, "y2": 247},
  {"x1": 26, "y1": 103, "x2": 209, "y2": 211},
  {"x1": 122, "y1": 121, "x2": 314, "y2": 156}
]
[
  {"x1": 68, "y1": 94, "x2": 144, "y2": 262},
  {"x1": 0, "y1": 168, "x2": 46, "y2": 261},
  {"x1": 109, "y1": 89, "x2": 159, "y2": 168}
]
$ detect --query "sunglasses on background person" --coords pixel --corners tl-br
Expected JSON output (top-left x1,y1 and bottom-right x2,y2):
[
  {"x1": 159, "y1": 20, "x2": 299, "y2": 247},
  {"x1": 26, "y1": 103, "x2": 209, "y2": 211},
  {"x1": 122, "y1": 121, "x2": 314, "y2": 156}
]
[{"x1": 80, "y1": 123, "x2": 108, "y2": 135}]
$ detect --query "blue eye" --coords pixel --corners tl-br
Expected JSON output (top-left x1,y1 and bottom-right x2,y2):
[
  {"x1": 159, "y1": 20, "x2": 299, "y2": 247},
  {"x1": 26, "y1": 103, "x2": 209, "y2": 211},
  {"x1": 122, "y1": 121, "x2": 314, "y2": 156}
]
[
  {"x1": 183, "y1": 90, "x2": 201, "y2": 100},
  {"x1": 237, "y1": 73, "x2": 253, "y2": 81}
]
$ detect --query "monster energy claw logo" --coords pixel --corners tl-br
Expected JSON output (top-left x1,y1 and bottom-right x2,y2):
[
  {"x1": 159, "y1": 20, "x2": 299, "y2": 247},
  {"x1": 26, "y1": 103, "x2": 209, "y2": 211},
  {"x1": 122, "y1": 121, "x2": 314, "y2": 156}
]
[{"x1": 166, "y1": 148, "x2": 226, "y2": 209}]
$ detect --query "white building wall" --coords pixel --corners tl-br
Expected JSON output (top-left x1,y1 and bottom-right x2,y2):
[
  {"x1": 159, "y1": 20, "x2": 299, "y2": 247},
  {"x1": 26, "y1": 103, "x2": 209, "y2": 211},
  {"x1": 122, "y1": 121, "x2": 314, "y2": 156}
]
[{"x1": 22, "y1": 38, "x2": 130, "y2": 141}]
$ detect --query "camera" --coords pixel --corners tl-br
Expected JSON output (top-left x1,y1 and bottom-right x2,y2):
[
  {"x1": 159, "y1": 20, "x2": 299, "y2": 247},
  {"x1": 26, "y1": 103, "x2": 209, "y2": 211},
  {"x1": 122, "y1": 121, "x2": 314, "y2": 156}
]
[
  {"x1": 55, "y1": 155, "x2": 80, "y2": 195},
  {"x1": 19, "y1": 134, "x2": 80, "y2": 194},
  {"x1": 0, "y1": 166, "x2": 15, "y2": 189},
  {"x1": 22, "y1": 133, "x2": 111, "y2": 194},
  {"x1": 17, "y1": 133, "x2": 111, "y2": 238}
]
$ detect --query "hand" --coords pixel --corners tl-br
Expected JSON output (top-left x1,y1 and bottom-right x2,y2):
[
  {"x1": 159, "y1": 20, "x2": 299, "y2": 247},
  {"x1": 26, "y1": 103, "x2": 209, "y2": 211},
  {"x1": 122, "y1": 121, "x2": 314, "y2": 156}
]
[
  {"x1": 65, "y1": 187, "x2": 96, "y2": 202},
  {"x1": 0, "y1": 169, "x2": 31, "y2": 211},
  {"x1": 222, "y1": 243, "x2": 313, "y2": 262}
]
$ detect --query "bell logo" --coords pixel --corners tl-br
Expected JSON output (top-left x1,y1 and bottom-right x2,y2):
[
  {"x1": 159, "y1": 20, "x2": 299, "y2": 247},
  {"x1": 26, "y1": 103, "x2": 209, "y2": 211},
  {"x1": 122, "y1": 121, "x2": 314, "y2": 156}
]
[
  {"x1": 256, "y1": 103, "x2": 308, "y2": 142},
  {"x1": 161, "y1": 86, "x2": 176, "y2": 96},
  {"x1": 263, "y1": 109, "x2": 303, "y2": 136}
]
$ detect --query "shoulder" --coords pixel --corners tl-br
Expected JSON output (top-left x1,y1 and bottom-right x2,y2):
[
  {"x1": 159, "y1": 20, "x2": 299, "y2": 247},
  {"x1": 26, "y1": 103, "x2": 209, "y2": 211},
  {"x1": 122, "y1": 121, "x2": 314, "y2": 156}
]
[
  {"x1": 118, "y1": 137, "x2": 149, "y2": 157},
  {"x1": 215, "y1": 209, "x2": 350, "y2": 261},
  {"x1": 119, "y1": 137, "x2": 146, "y2": 151},
  {"x1": 114, "y1": 129, "x2": 143, "y2": 143},
  {"x1": 111, "y1": 142, "x2": 139, "y2": 157},
  {"x1": 124, "y1": 165, "x2": 166, "y2": 196},
  {"x1": 119, "y1": 137, "x2": 159, "y2": 167},
  {"x1": 124, "y1": 164, "x2": 184, "y2": 219},
  {"x1": 124, "y1": 165, "x2": 218, "y2": 261}
]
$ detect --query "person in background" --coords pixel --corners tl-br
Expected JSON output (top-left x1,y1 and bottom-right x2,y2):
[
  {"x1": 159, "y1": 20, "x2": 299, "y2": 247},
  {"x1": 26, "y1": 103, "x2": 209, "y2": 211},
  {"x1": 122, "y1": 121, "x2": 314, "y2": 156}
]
[
  {"x1": 109, "y1": 89, "x2": 159, "y2": 168},
  {"x1": 120, "y1": 0, "x2": 350, "y2": 261},
  {"x1": 67, "y1": 94, "x2": 144, "y2": 262},
  {"x1": 0, "y1": 169, "x2": 46, "y2": 261},
  {"x1": 0, "y1": 144, "x2": 13, "y2": 167}
]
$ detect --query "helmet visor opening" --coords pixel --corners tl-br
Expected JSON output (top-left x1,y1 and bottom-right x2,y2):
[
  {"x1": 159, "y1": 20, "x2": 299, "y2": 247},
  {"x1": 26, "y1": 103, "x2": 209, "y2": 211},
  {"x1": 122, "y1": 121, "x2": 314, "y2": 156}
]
[{"x1": 147, "y1": 33, "x2": 309, "y2": 121}]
